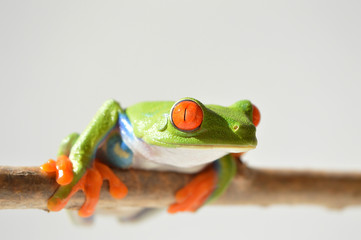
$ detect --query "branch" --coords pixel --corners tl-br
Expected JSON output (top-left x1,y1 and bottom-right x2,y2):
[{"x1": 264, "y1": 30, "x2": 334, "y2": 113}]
[{"x1": 1, "y1": 163, "x2": 361, "y2": 213}]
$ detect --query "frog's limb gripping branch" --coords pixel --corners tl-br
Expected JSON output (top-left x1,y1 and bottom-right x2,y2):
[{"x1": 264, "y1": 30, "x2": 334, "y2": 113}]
[{"x1": 1, "y1": 162, "x2": 361, "y2": 213}]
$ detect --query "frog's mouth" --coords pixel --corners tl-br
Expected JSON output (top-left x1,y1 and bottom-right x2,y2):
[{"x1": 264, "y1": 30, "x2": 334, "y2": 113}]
[
  {"x1": 154, "y1": 141, "x2": 256, "y2": 153},
  {"x1": 173, "y1": 144, "x2": 256, "y2": 152}
]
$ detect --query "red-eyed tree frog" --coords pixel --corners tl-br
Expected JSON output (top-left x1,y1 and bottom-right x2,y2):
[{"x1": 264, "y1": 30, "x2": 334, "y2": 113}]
[{"x1": 41, "y1": 98, "x2": 260, "y2": 217}]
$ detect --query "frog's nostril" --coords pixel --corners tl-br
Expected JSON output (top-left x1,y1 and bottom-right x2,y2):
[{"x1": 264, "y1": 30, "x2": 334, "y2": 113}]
[{"x1": 233, "y1": 125, "x2": 239, "y2": 131}]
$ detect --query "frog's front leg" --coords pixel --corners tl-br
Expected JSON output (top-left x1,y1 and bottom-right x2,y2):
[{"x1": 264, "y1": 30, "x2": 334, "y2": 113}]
[
  {"x1": 168, "y1": 154, "x2": 237, "y2": 213},
  {"x1": 41, "y1": 100, "x2": 128, "y2": 217},
  {"x1": 41, "y1": 133, "x2": 79, "y2": 185}
]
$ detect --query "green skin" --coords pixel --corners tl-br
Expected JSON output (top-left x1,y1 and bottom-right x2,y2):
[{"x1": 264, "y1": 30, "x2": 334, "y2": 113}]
[{"x1": 49, "y1": 98, "x2": 257, "y2": 208}]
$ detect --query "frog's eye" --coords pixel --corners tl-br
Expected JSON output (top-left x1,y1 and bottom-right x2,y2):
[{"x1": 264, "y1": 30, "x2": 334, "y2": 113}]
[
  {"x1": 171, "y1": 100, "x2": 203, "y2": 131},
  {"x1": 252, "y1": 104, "x2": 261, "y2": 127}
]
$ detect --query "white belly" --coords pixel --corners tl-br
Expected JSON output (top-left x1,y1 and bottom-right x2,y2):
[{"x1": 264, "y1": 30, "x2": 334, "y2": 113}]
[{"x1": 130, "y1": 144, "x2": 229, "y2": 173}]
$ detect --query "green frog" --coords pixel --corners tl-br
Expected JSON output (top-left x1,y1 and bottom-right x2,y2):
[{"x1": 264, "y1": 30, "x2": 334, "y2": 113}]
[{"x1": 41, "y1": 97, "x2": 260, "y2": 217}]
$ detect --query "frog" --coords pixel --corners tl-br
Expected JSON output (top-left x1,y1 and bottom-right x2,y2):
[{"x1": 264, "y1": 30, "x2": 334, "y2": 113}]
[{"x1": 40, "y1": 97, "x2": 260, "y2": 217}]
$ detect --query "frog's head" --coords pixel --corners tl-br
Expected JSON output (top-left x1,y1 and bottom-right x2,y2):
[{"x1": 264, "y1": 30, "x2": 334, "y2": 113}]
[{"x1": 126, "y1": 97, "x2": 260, "y2": 153}]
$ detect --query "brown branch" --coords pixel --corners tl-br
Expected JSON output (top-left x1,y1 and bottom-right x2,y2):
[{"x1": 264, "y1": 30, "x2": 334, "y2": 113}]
[{"x1": 1, "y1": 163, "x2": 361, "y2": 213}]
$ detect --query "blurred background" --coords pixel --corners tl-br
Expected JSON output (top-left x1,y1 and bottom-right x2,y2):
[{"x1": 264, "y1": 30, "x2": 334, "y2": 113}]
[{"x1": 0, "y1": 1, "x2": 360, "y2": 239}]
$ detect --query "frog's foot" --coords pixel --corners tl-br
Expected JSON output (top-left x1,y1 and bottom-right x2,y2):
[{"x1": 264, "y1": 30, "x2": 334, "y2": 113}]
[
  {"x1": 168, "y1": 166, "x2": 217, "y2": 214},
  {"x1": 41, "y1": 157, "x2": 128, "y2": 217},
  {"x1": 41, "y1": 155, "x2": 74, "y2": 185}
]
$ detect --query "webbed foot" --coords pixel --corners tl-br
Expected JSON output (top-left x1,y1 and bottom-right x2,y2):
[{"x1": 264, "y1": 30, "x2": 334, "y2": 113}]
[
  {"x1": 168, "y1": 166, "x2": 217, "y2": 213},
  {"x1": 41, "y1": 157, "x2": 128, "y2": 217},
  {"x1": 41, "y1": 155, "x2": 74, "y2": 185}
]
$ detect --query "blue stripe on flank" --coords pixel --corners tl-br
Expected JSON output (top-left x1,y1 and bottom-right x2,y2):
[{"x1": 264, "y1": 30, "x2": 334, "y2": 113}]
[{"x1": 119, "y1": 113, "x2": 135, "y2": 141}]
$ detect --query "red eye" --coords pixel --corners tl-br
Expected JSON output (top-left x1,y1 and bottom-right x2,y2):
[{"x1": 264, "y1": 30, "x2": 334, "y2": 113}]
[
  {"x1": 171, "y1": 100, "x2": 203, "y2": 131},
  {"x1": 252, "y1": 104, "x2": 261, "y2": 127}
]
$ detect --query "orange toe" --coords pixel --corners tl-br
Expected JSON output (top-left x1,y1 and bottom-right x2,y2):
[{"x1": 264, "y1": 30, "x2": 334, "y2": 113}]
[
  {"x1": 40, "y1": 159, "x2": 57, "y2": 175},
  {"x1": 78, "y1": 169, "x2": 102, "y2": 217},
  {"x1": 40, "y1": 156, "x2": 74, "y2": 185},
  {"x1": 55, "y1": 155, "x2": 74, "y2": 186},
  {"x1": 168, "y1": 166, "x2": 217, "y2": 214},
  {"x1": 174, "y1": 171, "x2": 211, "y2": 202},
  {"x1": 94, "y1": 160, "x2": 128, "y2": 199},
  {"x1": 77, "y1": 161, "x2": 128, "y2": 217}
]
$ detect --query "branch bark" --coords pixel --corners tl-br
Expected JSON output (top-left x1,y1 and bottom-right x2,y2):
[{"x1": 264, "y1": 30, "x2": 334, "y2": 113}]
[{"x1": 1, "y1": 163, "x2": 361, "y2": 213}]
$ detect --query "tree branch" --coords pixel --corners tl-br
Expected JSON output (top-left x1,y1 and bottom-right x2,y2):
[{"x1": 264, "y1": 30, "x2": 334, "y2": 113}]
[{"x1": 1, "y1": 162, "x2": 361, "y2": 213}]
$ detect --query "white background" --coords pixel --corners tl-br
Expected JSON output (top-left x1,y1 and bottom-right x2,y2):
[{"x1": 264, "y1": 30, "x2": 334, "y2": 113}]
[{"x1": 1, "y1": 1, "x2": 361, "y2": 239}]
